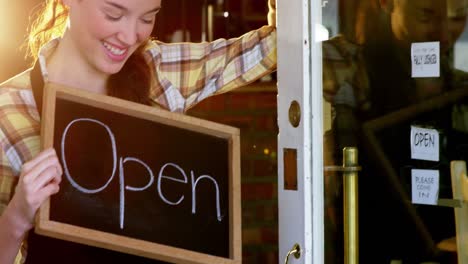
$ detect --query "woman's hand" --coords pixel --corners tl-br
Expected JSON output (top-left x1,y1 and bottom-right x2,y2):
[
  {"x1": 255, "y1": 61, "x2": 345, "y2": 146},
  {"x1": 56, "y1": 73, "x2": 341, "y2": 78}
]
[
  {"x1": 268, "y1": 0, "x2": 276, "y2": 27},
  {"x1": 9, "y1": 148, "x2": 62, "y2": 232}
]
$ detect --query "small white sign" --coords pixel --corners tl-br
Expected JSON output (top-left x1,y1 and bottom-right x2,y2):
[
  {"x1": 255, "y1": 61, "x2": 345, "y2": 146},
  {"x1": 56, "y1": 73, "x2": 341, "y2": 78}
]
[
  {"x1": 411, "y1": 42, "x2": 440, "y2": 78},
  {"x1": 410, "y1": 126, "x2": 439, "y2": 161},
  {"x1": 411, "y1": 169, "x2": 439, "y2": 205}
]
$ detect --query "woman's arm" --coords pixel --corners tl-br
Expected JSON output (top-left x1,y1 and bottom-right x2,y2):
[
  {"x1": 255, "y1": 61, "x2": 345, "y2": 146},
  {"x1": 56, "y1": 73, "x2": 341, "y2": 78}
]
[
  {"x1": 146, "y1": 1, "x2": 277, "y2": 112},
  {"x1": 147, "y1": 26, "x2": 277, "y2": 112},
  {"x1": 0, "y1": 148, "x2": 62, "y2": 264}
]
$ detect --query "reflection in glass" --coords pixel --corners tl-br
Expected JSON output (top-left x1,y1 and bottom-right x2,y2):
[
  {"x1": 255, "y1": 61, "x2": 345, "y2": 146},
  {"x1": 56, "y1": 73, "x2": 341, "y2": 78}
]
[{"x1": 321, "y1": 0, "x2": 468, "y2": 263}]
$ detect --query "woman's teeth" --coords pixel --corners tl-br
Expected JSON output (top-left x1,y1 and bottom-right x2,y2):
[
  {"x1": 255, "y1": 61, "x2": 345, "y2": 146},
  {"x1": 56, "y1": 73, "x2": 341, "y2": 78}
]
[{"x1": 103, "y1": 42, "x2": 126, "y2": 56}]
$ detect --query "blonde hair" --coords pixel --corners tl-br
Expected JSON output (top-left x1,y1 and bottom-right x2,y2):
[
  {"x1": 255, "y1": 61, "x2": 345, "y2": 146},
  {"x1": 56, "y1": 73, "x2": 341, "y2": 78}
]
[{"x1": 27, "y1": 0, "x2": 68, "y2": 61}]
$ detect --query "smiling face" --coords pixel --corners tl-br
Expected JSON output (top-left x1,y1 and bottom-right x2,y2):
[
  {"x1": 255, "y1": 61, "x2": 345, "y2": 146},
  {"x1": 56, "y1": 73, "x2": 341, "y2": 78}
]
[{"x1": 63, "y1": 0, "x2": 161, "y2": 75}]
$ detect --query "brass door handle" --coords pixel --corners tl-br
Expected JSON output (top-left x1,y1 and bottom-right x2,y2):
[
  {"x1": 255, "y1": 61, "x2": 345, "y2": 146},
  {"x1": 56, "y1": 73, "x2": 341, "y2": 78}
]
[
  {"x1": 325, "y1": 147, "x2": 360, "y2": 264},
  {"x1": 284, "y1": 243, "x2": 301, "y2": 264},
  {"x1": 324, "y1": 165, "x2": 361, "y2": 172}
]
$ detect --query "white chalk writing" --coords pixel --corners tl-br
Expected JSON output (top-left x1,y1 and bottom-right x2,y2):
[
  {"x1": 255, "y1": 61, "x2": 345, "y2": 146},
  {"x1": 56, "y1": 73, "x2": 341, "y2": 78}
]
[{"x1": 61, "y1": 118, "x2": 223, "y2": 229}]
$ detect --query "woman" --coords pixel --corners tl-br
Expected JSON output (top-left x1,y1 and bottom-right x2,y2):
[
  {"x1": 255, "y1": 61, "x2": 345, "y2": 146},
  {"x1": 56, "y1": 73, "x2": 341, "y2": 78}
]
[{"x1": 0, "y1": 0, "x2": 277, "y2": 263}]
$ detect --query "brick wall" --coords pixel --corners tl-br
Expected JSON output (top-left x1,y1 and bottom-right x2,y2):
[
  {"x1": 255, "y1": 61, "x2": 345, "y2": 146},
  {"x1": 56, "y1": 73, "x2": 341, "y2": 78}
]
[{"x1": 188, "y1": 87, "x2": 279, "y2": 264}]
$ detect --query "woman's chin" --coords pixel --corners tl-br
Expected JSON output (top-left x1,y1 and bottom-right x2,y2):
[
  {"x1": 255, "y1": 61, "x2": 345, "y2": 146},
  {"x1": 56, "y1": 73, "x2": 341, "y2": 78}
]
[{"x1": 99, "y1": 63, "x2": 126, "y2": 76}]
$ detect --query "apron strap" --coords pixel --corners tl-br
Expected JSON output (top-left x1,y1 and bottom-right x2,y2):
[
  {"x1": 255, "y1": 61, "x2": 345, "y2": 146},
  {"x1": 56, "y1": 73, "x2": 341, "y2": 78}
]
[{"x1": 30, "y1": 61, "x2": 44, "y2": 117}]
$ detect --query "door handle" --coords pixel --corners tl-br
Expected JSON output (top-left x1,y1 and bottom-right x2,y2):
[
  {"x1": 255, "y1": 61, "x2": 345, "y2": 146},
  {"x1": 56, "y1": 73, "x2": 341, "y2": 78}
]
[
  {"x1": 324, "y1": 147, "x2": 360, "y2": 264},
  {"x1": 284, "y1": 243, "x2": 301, "y2": 264}
]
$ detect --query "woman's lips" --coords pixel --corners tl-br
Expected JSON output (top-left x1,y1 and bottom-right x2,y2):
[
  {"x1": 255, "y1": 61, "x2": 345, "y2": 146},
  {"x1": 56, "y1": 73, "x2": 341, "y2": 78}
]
[{"x1": 102, "y1": 41, "x2": 128, "y2": 62}]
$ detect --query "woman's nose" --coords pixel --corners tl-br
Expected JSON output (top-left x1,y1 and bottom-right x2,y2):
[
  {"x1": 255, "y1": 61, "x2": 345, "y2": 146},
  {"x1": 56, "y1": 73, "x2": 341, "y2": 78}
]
[{"x1": 117, "y1": 22, "x2": 140, "y2": 46}]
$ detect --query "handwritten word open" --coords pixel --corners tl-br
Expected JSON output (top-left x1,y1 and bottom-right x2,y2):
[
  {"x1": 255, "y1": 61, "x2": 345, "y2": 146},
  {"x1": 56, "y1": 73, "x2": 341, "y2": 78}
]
[{"x1": 61, "y1": 118, "x2": 222, "y2": 229}]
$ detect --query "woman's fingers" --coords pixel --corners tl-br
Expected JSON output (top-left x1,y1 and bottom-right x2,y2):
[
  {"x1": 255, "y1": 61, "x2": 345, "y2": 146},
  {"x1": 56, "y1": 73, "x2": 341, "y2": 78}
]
[
  {"x1": 21, "y1": 148, "x2": 56, "y2": 174},
  {"x1": 21, "y1": 149, "x2": 62, "y2": 184},
  {"x1": 12, "y1": 148, "x2": 63, "y2": 227},
  {"x1": 32, "y1": 166, "x2": 62, "y2": 193},
  {"x1": 37, "y1": 182, "x2": 61, "y2": 202},
  {"x1": 20, "y1": 149, "x2": 63, "y2": 201}
]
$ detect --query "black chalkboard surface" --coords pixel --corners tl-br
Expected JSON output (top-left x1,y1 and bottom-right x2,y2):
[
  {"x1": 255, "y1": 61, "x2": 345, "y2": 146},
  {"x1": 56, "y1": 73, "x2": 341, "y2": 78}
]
[
  {"x1": 362, "y1": 87, "x2": 468, "y2": 257},
  {"x1": 35, "y1": 83, "x2": 241, "y2": 264}
]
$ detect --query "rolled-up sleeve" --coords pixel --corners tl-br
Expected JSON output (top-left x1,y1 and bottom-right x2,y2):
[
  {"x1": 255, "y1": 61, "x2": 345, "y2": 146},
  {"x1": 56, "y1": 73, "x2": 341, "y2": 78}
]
[{"x1": 146, "y1": 26, "x2": 277, "y2": 112}]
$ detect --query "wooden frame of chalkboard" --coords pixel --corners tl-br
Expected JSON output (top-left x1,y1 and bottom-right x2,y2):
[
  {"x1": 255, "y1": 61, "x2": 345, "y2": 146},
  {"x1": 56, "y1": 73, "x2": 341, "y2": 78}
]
[
  {"x1": 35, "y1": 83, "x2": 242, "y2": 264},
  {"x1": 362, "y1": 87, "x2": 468, "y2": 254}
]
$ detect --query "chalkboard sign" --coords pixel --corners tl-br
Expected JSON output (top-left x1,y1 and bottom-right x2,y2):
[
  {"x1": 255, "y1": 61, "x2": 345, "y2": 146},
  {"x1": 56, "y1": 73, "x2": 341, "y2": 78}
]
[
  {"x1": 362, "y1": 87, "x2": 468, "y2": 255},
  {"x1": 36, "y1": 83, "x2": 241, "y2": 264}
]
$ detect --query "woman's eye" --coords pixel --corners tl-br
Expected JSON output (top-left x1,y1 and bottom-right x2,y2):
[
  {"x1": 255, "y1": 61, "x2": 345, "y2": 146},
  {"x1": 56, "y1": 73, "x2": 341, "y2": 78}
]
[
  {"x1": 141, "y1": 16, "x2": 156, "y2": 24},
  {"x1": 105, "y1": 13, "x2": 122, "y2": 21}
]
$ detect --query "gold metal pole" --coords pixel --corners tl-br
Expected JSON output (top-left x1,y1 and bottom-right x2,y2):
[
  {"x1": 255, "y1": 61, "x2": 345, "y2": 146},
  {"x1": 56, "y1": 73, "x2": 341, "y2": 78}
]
[
  {"x1": 343, "y1": 147, "x2": 359, "y2": 264},
  {"x1": 207, "y1": 4, "x2": 214, "y2": 42}
]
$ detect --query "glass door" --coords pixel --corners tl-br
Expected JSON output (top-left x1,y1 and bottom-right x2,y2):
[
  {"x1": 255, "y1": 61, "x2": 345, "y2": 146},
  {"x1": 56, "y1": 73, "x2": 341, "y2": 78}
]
[{"x1": 321, "y1": 0, "x2": 467, "y2": 263}]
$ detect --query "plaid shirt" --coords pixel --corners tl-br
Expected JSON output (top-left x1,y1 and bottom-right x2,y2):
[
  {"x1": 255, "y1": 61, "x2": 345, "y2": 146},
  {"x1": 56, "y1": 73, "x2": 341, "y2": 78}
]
[
  {"x1": 322, "y1": 35, "x2": 369, "y2": 110},
  {"x1": 0, "y1": 25, "x2": 276, "y2": 263}
]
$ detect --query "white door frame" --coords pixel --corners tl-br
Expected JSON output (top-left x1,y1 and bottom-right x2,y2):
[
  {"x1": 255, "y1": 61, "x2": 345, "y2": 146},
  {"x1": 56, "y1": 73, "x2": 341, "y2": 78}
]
[{"x1": 277, "y1": 0, "x2": 324, "y2": 263}]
